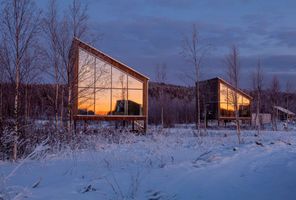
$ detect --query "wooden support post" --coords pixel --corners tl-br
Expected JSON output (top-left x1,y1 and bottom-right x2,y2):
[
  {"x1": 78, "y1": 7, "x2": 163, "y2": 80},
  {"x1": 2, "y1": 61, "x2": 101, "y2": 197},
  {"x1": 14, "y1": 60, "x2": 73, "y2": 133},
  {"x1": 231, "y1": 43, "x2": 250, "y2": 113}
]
[
  {"x1": 132, "y1": 120, "x2": 135, "y2": 131},
  {"x1": 74, "y1": 120, "x2": 77, "y2": 135},
  {"x1": 144, "y1": 118, "x2": 147, "y2": 133},
  {"x1": 83, "y1": 120, "x2": 87, "y2": 132}
]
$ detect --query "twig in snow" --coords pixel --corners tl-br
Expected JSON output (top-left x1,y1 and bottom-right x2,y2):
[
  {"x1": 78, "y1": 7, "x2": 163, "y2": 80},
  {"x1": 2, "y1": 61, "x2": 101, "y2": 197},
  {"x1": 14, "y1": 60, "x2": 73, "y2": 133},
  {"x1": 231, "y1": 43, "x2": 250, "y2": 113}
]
[
  {"x1": 5, "y1": 138, "x2": 50, "y2": 182},
  {"x1": 255, "y1": 141, "x2": 264, "y2": 147},
  {"x1": 279, "y1": 140, "x2": 291, "y2": 146},
  {"x1": 192, "y1": 151, "x2": 212, "y2": 163},
  {"x1": 82, "y1": 184, "x2": 96, "y2": 193},
  {"x1": 32, "y1": 177, "x2": 42, "y2": 189}
]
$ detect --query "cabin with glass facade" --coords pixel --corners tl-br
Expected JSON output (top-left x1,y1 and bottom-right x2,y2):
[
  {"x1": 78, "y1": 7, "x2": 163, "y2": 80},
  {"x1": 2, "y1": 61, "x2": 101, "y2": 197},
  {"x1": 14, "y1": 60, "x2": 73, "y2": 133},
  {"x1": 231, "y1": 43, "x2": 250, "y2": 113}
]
[
  {"x1": 70, "y1": 38, "x2": 149, "y2": 131},
  {"x1": 199, "y1": 77, "x2": 252, "y2": 124}
]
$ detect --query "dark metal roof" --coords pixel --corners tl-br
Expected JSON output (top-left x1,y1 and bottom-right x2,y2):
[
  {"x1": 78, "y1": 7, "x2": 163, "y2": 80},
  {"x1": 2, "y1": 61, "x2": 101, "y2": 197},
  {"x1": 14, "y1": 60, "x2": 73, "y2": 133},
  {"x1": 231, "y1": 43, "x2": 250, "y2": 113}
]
[{"x1": 200, "y1": 77, "x2": 252, "y2": 99}]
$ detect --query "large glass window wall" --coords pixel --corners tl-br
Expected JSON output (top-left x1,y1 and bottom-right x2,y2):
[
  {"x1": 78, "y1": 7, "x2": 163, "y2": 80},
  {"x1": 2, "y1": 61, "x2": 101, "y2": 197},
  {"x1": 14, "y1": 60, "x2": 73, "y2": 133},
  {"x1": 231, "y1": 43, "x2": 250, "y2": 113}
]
[
  {"x1": 77, "y1": 48, "x2": 144, "y2": 116},
  {"x1": 219, "y1": 82, "x2": 250, "y2": 118}
]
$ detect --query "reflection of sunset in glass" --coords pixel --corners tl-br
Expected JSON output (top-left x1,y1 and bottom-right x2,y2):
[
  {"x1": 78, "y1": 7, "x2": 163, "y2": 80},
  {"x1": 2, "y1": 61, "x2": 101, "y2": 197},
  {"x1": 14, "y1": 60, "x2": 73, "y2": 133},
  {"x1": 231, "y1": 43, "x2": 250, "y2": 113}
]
[
  {"x1": 220, "y1": 103, "x2": 227, "y2": 110},
  {"x1": 95, "y1": 89, "x2": 111, "y2": 115},
  {"x1": 112, "y1": 89, "x2": 127, "y2": 114},
  {"x1": 220, "y1": 83, "x2": 228, "y2": 103},
  {"x1": 78, "y1": 87, "x2": 94, "y2": 115},
  {"x1": 78, "y1": 49, "x2": 95, "y2": 88},
  {"x1": 112, "y1": 67, "x2": 127, "y2": 89},
  {"x1": 243, "y1": 98, "x2": 250, "y2": 105},
  {"x1": 128, "y1": 76, "x2": 143, "y2": 89},
  {"x1": 78, "y1": 100, "x2": 93, "y2": 110},
  {"x1": 219, "y1": 82, "x2": 250, "y2": 117},
  {"x1": 95, "y1": 58, "x2": 111, "y2": 88},
  {"x1": 228, "y1": 103, "x2": 235, "y2": 111},
  {"x1": 238, "y1": 94, "x2": 243, "y2": 104},
  {"x1": 77, "y1": 48, "x2": 144, "y2": 116},
  {"x1": 128, "y1": 90, "x2": 143, "y2": 105},
  {"x1": 78, "y1": 98, "x2": 95, "y2": 115}
]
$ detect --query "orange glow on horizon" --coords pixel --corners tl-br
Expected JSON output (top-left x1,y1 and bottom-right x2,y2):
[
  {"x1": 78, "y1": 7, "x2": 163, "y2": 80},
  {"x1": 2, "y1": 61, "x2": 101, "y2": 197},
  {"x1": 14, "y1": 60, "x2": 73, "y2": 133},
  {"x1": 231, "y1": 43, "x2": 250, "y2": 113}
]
[{"x1": 219, "y1": 82, "x2": 250, "y2": 115}]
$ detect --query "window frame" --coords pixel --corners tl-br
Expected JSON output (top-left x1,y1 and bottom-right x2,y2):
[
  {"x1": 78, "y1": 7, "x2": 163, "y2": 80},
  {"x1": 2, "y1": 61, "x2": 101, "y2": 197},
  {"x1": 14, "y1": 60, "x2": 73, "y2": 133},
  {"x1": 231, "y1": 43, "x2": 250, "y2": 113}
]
[{"x1": 77, "y1": 48, "x2": 145, "y2": 116}]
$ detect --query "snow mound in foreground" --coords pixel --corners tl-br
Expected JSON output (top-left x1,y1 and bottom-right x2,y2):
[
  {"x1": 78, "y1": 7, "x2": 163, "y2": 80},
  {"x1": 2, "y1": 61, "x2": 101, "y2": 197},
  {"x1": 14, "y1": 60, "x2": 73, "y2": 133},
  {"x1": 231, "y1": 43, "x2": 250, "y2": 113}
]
[{"x1": 1, "y1": 129, "x2": 296, "y2": 200}]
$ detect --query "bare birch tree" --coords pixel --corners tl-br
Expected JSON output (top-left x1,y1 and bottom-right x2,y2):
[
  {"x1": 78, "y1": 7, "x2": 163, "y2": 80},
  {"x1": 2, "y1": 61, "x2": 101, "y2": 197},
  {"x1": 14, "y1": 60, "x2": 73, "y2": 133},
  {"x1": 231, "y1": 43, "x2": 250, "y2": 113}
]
[
  {"x1": 252, "y1": 59, "x2": 264, "y2": 136},
  {"x1": 0, "y1": 0, "x2": 41, "y2": 160},
  {"x1": 270, "y1": 76, "x2": 280, "y2": 131},
  {"x1": 42, "y1": 0, "x2": 94, "y2": 134},
  {"x1": 0, "y1": 43, "x2": 5, "y2": 130},
  {"x1": 181, "y1": 24, "x2": 208, "y2": 134},
  {"x1": 284, "y1": 80, "x2": 293, "y2": 130},
  {"x1": 225, "y1": 45, "x2": 241, "y2": 144},
  {"x1": 43, "y1": 0, "x2": 61, "y2": 128},
  {"x1": 285, "y1": 81, "x2": 293, "y2": 114},
  {"x1": 22, "y1": 43, "x2": 45, "y2": 122},
  {"x1": 155, "y1": 63, "x2": 167, "y2": 127}
]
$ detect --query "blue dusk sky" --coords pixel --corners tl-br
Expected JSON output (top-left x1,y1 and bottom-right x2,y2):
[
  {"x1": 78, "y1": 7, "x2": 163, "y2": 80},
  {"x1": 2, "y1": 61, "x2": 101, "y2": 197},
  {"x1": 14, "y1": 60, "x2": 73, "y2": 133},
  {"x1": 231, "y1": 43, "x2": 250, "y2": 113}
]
[{"x1": 38, "y1": 0, "x2": 296, "y2": 89}]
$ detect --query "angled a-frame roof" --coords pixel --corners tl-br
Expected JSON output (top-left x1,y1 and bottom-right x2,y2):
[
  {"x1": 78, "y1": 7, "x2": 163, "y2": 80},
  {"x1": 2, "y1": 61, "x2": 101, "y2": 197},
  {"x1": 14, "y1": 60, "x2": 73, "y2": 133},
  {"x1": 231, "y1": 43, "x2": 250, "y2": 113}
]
[
  {"x1": 71, "y1": 37, "x2": 149, "y2": 81},
  {"x1": 201, "y1": 77, "x2": 252, "y2": 99},
  {"x1": 217, "y1": 77, "x2": 252, "y2": 99}
]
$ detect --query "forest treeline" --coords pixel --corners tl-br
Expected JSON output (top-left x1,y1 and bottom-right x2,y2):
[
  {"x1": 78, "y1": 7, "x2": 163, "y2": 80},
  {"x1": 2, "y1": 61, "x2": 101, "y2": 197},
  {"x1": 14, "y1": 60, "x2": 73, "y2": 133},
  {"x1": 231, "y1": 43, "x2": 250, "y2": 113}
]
[{"x1": 1, "y1": 81, "x2": 295, "y2": 126}]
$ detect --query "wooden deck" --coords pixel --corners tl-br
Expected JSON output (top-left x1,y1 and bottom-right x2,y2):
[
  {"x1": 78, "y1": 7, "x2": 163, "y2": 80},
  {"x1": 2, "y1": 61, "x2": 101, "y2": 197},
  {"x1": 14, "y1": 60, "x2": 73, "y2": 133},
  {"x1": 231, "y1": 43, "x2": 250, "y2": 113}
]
[{"x1": 73, "y1": 115, "x2": 146, "y2": 121}]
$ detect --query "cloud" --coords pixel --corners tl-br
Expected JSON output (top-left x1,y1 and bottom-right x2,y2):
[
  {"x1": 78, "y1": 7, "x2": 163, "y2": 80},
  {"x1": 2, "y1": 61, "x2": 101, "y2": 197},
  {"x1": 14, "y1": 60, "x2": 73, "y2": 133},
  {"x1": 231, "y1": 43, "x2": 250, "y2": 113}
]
[
  {"x1": 83, "y1": 0, "x2": 296, "y2": 89},
  {"x1": 268, "y1": 29, "x2": 296, "y2": 47}
]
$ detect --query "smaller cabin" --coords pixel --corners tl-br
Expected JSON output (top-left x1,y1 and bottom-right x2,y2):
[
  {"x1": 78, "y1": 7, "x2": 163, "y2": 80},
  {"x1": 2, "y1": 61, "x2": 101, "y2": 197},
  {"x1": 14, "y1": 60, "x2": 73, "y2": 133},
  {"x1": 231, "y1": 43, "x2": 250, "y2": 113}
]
[
  {"x1": 274, "y1": 106, "x2": 295, "y2": 121},
  {"x1": 199, "y1": 77, "x2": 252, "y2": 125}
]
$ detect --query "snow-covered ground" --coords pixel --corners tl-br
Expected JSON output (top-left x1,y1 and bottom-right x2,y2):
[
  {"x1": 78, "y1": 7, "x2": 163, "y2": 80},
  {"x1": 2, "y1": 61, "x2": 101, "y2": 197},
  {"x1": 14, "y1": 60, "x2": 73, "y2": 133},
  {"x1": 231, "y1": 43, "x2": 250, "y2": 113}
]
[{"x1": 1, "y1": 128, "x2": 296, "y2": 200}]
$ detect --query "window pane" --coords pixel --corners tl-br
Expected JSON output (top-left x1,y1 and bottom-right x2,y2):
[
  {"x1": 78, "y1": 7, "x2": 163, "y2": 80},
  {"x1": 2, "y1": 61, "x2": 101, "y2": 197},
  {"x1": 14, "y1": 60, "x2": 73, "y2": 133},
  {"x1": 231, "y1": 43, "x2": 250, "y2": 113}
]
[
  {"x1": 128, "y1": 89, "x2": 143, "y2": 115},
  {"x1": 240, "y1": 104, "x2": 250, "y2": 117},
  {"x1": 95, "y1": 58, "x2": 111, "y2": 88},
  {"x1": 228, "y1": 106, "x2": 235, "y2": 117},
  {"x1": 78, "y1": 87, "x2": 94, "y2": 115},
  {"x1": 238, "y1": 94, "x2": 243, "y2": 104},
  {"x1": 228, "y1": 89, "x2": 235, "y2": 104},
  {"x1": 219, "y1": 82, "x2": 251, "y2": 118},
  {"x1": 95, "y1": 88, "x2": 111, "y2": 115},
  {"x1": 228, "y1": 103, "x2": 235, "y2": 112},
  {"x1": 128, "y1": 76, "x2": 143, "y2": 89},
  {"x1": 112, "y1": 67, "x2": 127, "y2": 89},
  {"x1": 243, "y1": 97, "x2": 250, "y2": 105},
  {"x1": 220, "y1": 103, "x2": 228, "y2": 117},
  {"x1": 220, "y1": 83, "x2": 228, "y2": 102},
  {"x1": 78, "y1": 49, "x2": 95, "y2": 87},
  {"x1": 111, "y1": 89, "x2": 127, "y2": 115},
  {"x1": 240, "y1": 97, "x2": 251, "y2": 117}
]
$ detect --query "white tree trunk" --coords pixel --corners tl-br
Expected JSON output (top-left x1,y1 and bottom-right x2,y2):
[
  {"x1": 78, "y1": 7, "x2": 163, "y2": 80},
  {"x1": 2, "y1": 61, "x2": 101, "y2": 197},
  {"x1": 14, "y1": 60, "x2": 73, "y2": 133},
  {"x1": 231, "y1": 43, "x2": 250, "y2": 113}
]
[
  {"x1": 0, "y1": 83, "x2": 3, "y2": 127},
  {"x1": 256, "y1": 91, "x2": 261, "y2": 135},
  {"x1": 55, "y1": 83, "x2": 59, "y2": 129},
  {"x1": 60, "y1": 86, "x2": 64, "y2": 127},
  {"x1": 67, "y1": 84, "x2": 72, "y2": 136},
  {"x1": 13, "y1": 60, "x2": 20, "y2": 161}
]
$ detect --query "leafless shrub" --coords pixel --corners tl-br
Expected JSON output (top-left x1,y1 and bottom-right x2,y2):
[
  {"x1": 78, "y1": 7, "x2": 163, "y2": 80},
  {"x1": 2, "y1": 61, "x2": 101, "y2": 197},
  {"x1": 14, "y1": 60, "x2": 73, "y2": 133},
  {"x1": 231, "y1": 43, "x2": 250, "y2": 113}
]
[
  {"x1": 0, "y1": 139, "x2": 49, "y2": 200},
  {"x1": 225, "y1": 45, "x2": 241, "y2": 144},
  {"x1": 181, "y1": 24, "x2": 209, "y2": 134}
]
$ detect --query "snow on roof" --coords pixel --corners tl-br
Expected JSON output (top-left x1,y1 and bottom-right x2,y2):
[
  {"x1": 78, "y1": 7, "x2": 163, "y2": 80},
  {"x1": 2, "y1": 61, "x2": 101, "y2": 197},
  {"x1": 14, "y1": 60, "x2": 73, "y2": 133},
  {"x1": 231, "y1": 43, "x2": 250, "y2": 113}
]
[{"x1": 274, "y1": 106, "x2": 295, "y2": 116}]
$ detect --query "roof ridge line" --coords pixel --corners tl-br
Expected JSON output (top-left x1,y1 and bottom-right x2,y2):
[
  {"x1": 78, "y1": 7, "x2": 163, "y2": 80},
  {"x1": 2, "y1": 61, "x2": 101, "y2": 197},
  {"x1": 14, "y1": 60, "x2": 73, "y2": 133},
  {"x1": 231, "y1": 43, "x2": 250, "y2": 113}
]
[{"x1": 73, "y1": 37, "x2": 149, "y2": 80}]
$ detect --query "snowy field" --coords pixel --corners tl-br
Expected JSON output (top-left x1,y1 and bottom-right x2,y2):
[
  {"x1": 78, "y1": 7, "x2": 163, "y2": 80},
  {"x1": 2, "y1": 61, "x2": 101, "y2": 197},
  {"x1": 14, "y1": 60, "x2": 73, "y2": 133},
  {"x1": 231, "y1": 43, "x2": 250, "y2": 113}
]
[{"x1": 1, "y1": 128, "x2": 296, "y2": 200}]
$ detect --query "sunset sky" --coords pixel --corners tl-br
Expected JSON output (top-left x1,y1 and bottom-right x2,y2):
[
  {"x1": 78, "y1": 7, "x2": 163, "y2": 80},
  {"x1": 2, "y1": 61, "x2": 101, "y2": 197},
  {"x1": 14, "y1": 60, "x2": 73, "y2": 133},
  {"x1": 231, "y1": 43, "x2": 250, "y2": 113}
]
[{"x1": 38, "y1": 0, "x2": 296, "y2": 89}]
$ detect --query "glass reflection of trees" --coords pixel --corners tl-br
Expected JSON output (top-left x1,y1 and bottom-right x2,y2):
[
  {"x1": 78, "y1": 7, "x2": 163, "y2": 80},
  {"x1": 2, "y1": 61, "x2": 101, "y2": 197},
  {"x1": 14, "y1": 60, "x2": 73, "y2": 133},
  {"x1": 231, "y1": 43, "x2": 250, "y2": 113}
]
[
  {"x1": 77, "y1": 48, "x2": 144, "y2": 116},
  {"x1": 219, "y1": 82, "x2": 250, "y2": 118}
]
